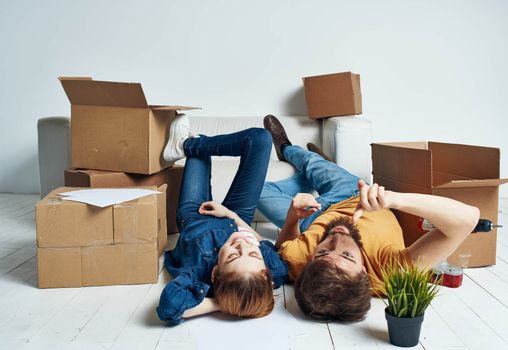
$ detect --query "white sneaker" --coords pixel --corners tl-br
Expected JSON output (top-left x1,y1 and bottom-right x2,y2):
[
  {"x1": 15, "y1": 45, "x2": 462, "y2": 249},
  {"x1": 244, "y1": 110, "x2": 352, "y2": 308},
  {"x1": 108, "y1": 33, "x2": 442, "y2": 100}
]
[{"x1": 163, "y1": 114, "x2": 190, "y2": 163}]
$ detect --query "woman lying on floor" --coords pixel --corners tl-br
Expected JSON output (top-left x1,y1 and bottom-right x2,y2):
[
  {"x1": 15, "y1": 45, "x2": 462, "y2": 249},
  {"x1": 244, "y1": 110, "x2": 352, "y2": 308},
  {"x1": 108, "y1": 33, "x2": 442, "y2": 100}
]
[{"x1": 156, "y1": 115, "x2": 288, "y2": 325}]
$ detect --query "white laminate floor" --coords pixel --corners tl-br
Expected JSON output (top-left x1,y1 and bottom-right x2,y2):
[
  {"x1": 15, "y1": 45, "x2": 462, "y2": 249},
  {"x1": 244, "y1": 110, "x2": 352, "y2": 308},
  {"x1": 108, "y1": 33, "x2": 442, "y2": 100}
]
[{"x1": 1, "y1": 193, "x2": 507, "y2": 350}]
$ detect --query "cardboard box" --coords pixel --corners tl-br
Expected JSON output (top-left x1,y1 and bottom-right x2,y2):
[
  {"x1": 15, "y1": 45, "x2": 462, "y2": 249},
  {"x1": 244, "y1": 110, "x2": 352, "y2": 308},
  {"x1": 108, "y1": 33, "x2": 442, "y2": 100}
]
[
  {"x1": 81, "y1": 243, "x2": 158, "y2": 286},
  {"x1": 59, "y1": 77, "x2": 198, "y2": 174},
  {"x1": 37, "y1": 247, "x2": 82, "y2": 288},
  {"x1": 38, "y1": 244, "x2": 158, "y2": 288},
  {"x1": 36, "y1": 186, "x2": 166, "y2": 288},
  {"x1": 371, "y1": 141, "x2": 508, "y2": 267},
  {"x1": 64, "y1": 166, "x2": 183, "y2": 233},
  {"x1": 303, "y1": 71, "x2": 362, "y2": 119}
]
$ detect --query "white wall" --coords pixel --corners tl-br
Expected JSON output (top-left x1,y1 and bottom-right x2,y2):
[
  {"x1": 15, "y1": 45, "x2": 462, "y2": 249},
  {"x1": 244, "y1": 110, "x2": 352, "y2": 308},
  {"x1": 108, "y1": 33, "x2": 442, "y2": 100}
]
[{"x1": 1, "y1": 0, "x2": 507, "y2": 196}]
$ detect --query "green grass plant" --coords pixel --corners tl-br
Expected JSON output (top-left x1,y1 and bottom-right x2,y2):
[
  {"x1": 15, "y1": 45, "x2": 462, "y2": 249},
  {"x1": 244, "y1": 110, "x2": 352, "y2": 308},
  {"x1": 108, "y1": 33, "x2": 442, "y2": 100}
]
[{"x1": 380, "y1": 261, "x2": 440, "y2": 318}]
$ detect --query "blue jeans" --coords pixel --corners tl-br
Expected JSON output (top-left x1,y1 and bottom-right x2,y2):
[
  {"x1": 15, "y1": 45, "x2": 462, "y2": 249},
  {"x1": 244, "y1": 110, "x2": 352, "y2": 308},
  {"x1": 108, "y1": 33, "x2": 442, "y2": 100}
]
[
  {"x1": 176, "y1": 128, "x2": 272, "y2": 231},
  {"x1": 257, "y1": 145, "x2": 360, "y2": 231}
]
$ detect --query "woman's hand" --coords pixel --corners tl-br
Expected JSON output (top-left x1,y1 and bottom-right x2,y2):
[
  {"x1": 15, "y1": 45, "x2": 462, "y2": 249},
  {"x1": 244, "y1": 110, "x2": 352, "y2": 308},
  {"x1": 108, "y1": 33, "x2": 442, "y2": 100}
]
[
  {"x1": 288, "y1": 193, "x2": 322, "y2": 221},
  {"x1": 199, "y1": 201, "x2": 233, "y2": 218}
]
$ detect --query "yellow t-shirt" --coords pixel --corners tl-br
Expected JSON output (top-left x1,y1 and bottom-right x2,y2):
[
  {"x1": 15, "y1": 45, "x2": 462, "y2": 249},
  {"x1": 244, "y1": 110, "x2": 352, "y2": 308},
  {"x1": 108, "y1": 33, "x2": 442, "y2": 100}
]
[{"x1": 279, "y1": 196, "x2": 411, "y2": 296}]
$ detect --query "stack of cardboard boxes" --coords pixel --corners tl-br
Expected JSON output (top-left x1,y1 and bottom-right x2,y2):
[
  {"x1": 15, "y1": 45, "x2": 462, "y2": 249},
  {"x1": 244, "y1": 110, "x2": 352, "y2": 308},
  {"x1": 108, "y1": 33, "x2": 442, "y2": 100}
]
[{"x1": 36, "y1": 77, "x2": 197, "y2": 288}]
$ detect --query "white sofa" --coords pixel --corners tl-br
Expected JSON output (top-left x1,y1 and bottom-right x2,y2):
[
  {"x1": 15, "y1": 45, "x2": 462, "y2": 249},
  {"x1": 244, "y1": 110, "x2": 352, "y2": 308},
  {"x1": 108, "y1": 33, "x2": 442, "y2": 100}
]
[{"x1": 37, "y1": 115, "x2": 372, "y2": 222}]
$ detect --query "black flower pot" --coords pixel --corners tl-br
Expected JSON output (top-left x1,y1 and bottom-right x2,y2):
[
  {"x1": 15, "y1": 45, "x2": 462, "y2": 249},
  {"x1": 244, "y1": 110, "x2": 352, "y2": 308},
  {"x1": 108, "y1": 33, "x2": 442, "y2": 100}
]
[{"x1": 385, "y1": 308, "x2": 424, "y2": 347}]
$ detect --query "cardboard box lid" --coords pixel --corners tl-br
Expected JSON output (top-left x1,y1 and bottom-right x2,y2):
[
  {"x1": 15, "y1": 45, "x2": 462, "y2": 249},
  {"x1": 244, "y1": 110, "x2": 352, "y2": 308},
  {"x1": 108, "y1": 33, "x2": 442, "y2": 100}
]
[
  {"x1": 149, "y1": 105, "x2": 198, "y2": 111},
  {"x1": 435, "y1": 178, "x2": 508, "y2": 189},
  {"x1": 59, "y1": 77, "x2": 200, "y2": 110},
  {"x1": 428, "y1": 142, "x2": 500, "y2": 180},
  {"x1": 70, "y1": 169, "x2": 115, "y2": 176},
  {"x1": 371, "y1": 142, "x2": 433, "y2": 188},
  {"x1": 303, "y1": 71, "x2": 361, "y2": 94},
  {"x1": 372, "y1": 141, "x2": 503, "y2": 189},
  {"x1": 39, "y1": 186, "x2": 159, "y2": 206}
]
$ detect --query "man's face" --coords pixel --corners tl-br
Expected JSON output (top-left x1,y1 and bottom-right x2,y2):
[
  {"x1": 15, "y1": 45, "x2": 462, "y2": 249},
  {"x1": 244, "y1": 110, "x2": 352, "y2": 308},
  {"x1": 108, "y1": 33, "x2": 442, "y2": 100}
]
[
  {"x1": 215, "y1": 232, "x2": 266, "y2": 277},
  {"x1": 312, "y1": 222, "x2": 365, "y2": 275}
]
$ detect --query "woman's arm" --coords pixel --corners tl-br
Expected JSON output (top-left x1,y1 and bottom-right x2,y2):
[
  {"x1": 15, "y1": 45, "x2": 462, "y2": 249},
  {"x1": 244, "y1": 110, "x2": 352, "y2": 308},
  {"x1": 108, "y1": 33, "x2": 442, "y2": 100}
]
[
  {"x1": 182, "y1": 297, "x2": 220, "y2": 318},
  {"x1": 157, "y1": 268, "x2": 214, "y2": 325},
  {"x1": 198, "y1": 201, "x2": 260, "y2": 238}
]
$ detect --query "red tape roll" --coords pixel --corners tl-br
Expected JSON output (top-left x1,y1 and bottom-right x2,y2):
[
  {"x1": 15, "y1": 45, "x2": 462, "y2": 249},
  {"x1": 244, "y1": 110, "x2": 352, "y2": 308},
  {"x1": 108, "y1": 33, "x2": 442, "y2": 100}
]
[{"x1": 432, "y1": 262, "x2": 463, "y2": 288}]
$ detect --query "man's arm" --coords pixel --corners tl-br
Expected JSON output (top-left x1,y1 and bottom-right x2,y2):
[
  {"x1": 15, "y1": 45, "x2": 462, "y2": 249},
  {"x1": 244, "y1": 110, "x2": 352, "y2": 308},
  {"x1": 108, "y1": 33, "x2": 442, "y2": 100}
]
[
  {"x1": 390, "y1": 192, "x2": 479, "y2": 267},
  {"x1": 353, "y1": 180, "x2": 480, "y2": 267},
  {"x1": 276, "y1": 193, "x2": 321, "y2": 248}
]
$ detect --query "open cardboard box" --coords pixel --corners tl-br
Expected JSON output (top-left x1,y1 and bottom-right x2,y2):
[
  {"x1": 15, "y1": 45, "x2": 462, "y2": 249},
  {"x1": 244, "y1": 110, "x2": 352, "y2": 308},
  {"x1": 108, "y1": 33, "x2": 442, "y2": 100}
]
[
  {"x1": 65, "y1": 166, "x2": 183, "y2": 234},
  {"x1": 36, "y1": 185, "x2": 167, "y2": 288},
  {"x1": 303, "y1": 71, "x2": 362, "y2": 119},
  {"x1": 371, "y1": 141, "x2": 507, "y2": 267},
  {"x1": 59, "y1": 77, "x2": 199, "y2": 174}
]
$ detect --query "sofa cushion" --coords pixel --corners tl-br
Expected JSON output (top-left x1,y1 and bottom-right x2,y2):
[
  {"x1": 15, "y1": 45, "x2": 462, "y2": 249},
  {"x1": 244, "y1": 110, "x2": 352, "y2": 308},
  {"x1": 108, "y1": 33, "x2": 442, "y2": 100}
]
[{"x1": 186, "y1": 115, "x2": 322, "y2": 161}]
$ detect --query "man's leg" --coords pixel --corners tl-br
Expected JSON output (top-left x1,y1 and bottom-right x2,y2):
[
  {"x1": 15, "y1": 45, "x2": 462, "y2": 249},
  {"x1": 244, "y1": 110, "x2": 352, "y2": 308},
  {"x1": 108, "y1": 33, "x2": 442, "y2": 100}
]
[
  {"x1": 184, "y1": 127, "x2": 272, "y2": 225},
  {"x1": 262, "y1": 114, "x2": 359, "y2": 231},
  {"x1": 283, "y1": 145, "x2": 360, "y2": 231},
  {"x1": 257, "y1": 175, "x2": 313, "y2": 229}
]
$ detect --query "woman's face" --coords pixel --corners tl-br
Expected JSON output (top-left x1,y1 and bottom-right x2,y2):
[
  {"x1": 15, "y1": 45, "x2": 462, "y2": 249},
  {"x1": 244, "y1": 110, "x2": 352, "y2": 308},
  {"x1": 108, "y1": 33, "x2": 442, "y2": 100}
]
[{"x1": 216, "y1": 231, "x2": 266, "y2": 275}]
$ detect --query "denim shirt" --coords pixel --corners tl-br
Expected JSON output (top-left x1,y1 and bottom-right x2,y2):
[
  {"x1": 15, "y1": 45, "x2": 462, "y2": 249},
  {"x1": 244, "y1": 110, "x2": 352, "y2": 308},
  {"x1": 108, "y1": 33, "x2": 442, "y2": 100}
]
[{"x1": 156, "y1": 217, "x2": 288, "y2": 325}]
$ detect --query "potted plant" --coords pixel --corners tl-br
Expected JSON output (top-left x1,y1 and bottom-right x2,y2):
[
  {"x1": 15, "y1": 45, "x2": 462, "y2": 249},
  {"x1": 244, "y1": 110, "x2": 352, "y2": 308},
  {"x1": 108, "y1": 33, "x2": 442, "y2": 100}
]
[{"x1": 380, "y1": 261, "x2": 440, "y2": 347}]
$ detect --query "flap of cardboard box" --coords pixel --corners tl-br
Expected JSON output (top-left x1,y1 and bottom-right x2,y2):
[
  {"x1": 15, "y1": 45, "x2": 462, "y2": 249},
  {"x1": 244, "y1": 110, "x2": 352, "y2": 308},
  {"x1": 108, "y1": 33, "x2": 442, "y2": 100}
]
[
  {"x1": 59, "y1": 77, "x2": 200, "y2": 112},
  {"x1": 373, "y1": 141, "x2": 428, "y2": 149},
  {"x1": 73, "y1": 169, "x2": 112, "y2": 176},
  {"x1": 429, "y1": 142, "x2": 500, "y2": 180},
  {"x1": 149, "y1": 105, "x2": 200, "y2": 111},
  {"x1": 60, "y1": 77, "x2": 148, "y2": 108},
  {"x1": 435, "y1": 178, "x2": 508, "y2": 189},
  {"x1": 371, "y1": 143, "x2": 432, "y2": 187}
]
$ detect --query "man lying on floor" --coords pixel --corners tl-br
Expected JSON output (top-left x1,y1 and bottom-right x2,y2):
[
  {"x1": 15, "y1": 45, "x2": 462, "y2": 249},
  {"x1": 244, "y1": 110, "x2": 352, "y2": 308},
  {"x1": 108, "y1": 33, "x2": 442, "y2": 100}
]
[{"x1": 258, "y1": 115, "x2": 480, "y2": 322}]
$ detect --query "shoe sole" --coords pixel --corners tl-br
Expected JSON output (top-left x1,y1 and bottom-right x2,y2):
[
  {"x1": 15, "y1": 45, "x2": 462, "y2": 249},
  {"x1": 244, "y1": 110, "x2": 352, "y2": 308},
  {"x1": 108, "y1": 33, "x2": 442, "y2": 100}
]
[
  {"x1": 163, "y1": 114, "x2": 187, "y2": 162},
  {"x1": 263, "y1": 115, "x2": 289, "y2": 161}
]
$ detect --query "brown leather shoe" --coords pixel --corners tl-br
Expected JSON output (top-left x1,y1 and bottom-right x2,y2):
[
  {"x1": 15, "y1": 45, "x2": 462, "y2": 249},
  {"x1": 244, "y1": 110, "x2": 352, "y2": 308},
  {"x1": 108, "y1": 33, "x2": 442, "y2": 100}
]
[
  {"x1": 263, "y1": 115, "x2": 292, "y2": 161},
  {"x1": 307, "y1": 142, "x2": 333, "y2": 162}
]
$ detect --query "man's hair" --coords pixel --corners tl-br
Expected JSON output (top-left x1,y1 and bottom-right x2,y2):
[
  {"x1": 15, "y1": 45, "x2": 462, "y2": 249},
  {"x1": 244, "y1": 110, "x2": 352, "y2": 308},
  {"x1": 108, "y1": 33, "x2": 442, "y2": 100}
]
[
  {"x1": 214, "y1": 269, "x2": 274, "y2": 318},
  {"x1": 294, "y1": 259, "x2": 371, "y2": 322},
  {"x1": 294, "y1": 216, "x2": 370, "y2": 322}
]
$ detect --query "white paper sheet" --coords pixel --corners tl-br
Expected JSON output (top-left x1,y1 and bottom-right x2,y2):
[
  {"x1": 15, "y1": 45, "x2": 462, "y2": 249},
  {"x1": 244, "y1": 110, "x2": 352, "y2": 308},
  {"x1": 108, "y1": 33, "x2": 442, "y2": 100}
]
[{"x1": 59, "y1": 188, "x2": 161, "y2": 208}]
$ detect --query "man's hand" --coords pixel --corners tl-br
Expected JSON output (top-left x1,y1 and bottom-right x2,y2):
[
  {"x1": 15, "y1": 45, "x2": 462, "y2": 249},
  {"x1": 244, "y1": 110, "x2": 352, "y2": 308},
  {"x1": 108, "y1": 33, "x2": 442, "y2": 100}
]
[
  {"x1": 288, "y1": 193, "x2": 322, "y2": 221},
  {"x1": 276, "y1": 193, "x2": 320, "y2": 248},
  {"x1": 199, "y1": 201, "x2": 233, "y2": 218},
  {"x1": 352, "y1": 179, "x2": 393, "y2": 223}
]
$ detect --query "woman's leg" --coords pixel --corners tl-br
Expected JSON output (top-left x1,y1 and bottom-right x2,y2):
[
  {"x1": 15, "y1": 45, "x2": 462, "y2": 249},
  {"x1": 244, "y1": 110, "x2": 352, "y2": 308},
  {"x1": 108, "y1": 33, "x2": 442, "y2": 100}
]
[
  {"x1": 183, "y1": 127, "x2": 273, "y2": 225},
  {"x1": 175, "y1": 156, "x2": 212, "y2": 232}
]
